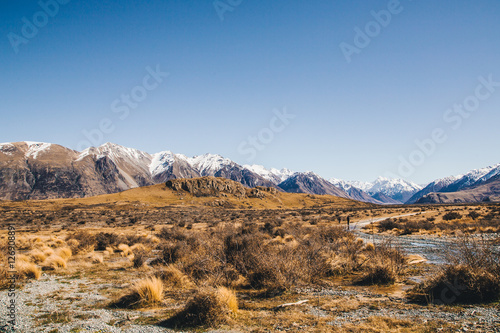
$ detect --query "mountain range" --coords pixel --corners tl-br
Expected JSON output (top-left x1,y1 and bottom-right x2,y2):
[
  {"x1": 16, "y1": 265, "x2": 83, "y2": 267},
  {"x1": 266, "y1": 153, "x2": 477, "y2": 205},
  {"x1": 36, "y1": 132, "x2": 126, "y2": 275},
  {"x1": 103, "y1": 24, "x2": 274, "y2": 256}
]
[{"x1": 0, "y1": 141, "x2": 498, "y2": 204}]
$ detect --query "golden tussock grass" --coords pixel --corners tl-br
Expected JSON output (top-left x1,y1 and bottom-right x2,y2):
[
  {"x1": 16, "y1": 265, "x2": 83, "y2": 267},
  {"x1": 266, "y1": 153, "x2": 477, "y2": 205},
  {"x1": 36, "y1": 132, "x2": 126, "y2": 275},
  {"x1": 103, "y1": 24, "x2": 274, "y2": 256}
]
[
  {"x1": 130, "y1": 243, "x2": 146, "y2": 252},
  {"x1": 163, "y1": 286, "x2": 238, "y2": 328},
  {"x1": 117, "y1": 243, "x2": 132, "y2": 257},
  {"x1": 134, "y1": 277, "x2": 164, "y2": 305},
  {"x1": 16, "y1": 261, "x2": 42, "y2": 280},
  {"x1": 43, "y1": 255, "x2": 67, "y2": 270},
  {"x1": 364, "y1": 242, "x2": 375, "y2": 251},
  {"x1": 41, "y1": 246, "x2": 55, "y2": 257},
  {"x1": 17, "y1": 254, "x2": 32, "y2": 263},
  {"x1": 55, "y1": 247, "x2": 72, "y2": 260},
  {"x1": 112, "y1": 277, "x2": 164, "y2": 308},
  {"x1": 29, "y1": 249, "x2": 47, "y2": 263},
  {"x1": 216, "y1": 287, "x2": 238, "y2": 314}
]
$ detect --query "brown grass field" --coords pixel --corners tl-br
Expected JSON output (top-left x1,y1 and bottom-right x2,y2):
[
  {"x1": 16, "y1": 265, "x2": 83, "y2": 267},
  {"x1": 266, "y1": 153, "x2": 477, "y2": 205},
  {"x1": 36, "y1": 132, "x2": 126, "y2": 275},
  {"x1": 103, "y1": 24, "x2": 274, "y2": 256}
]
[{"x1": 0, "y1": 183, "x2": 499, "y2": 332}]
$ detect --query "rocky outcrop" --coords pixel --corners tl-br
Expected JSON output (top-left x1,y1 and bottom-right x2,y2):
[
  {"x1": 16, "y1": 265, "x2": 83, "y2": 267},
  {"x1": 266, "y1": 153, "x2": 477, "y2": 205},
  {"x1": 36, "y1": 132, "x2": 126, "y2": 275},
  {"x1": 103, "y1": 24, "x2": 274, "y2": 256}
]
[
  {"x1": 165, "y1": 177, "x2": 279, "y2": 199},
  {"x1": 166, "y1": 177, "x2": 247, "y2": 198}
]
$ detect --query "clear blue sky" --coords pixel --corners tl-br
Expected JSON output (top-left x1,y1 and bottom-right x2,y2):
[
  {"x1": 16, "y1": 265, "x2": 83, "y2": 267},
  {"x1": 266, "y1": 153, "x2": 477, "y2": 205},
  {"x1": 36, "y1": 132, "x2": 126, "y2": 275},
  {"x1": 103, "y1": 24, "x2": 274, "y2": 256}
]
[{"x1": 1, "y1": 0, "x2": 500, "y2": 184}]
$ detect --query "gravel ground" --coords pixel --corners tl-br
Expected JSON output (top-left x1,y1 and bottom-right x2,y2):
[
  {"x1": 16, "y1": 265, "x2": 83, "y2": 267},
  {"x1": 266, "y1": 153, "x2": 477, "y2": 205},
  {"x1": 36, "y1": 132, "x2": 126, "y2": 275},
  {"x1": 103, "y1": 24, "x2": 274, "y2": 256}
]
[
  {"x1": 297, "y1": 287, "x2": 500, "y2": 332},
  {"x1": 0, "y1": 274, "x2": 177, "y2": 333}
]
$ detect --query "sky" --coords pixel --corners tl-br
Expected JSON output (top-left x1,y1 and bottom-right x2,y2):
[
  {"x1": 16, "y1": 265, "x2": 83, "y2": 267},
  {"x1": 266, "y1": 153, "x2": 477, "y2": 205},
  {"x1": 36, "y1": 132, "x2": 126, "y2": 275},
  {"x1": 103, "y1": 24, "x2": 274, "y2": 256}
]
[{"x1": 1, "y1": 0, "x2": 500, "y2": 185}]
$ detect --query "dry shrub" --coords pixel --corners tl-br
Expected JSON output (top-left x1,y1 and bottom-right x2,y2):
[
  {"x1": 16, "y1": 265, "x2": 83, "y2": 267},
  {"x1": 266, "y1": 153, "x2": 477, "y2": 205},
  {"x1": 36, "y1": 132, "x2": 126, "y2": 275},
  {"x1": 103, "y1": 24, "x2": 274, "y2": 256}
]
[
  {"x1": 408, "y1": 264, "x2": 500, "y2": 304},
  {"x1": 95, "y1": 232, "x2": 121, "y2": 251},
  {"x1": 355, "y1": 264, "x2": 396, "y2": 285},
  {"x1": 162, "y1": 287, "x2": 237, "y2": 328},
  {"x1": 42, "y1": 255, "x2": 67, "y2": 270},
  {"x1": 66, "y1": 239, "x2": 79, "y2": 252},
  {"x1": 132, "y1": 249, "x2": 148, "y2": 268},
  {"x1": 16, "y1": 261, "x2": 42, "y2": 280},
  {"x1": 155, "y1": 241, "x2": 189, "y2": 265},
  {"x1": 408, "y1": 235, "x2": 500, "y2": 304},
  {"x1": 111, "y1": 277, "x2": 164, "y2": 308},
  {"x1": 155, "y1": 265, "x2": 194, "y2": 289},
  {"x1": 66, "y1": 231, "x2": 95, "y2": 253}
]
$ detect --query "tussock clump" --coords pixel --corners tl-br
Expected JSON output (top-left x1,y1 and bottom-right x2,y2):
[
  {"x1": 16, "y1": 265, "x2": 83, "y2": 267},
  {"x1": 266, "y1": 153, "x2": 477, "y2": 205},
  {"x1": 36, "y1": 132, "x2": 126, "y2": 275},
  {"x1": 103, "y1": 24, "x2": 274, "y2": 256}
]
[
  {"x1": 42, "y1": 255, "x2": 67, "y2": 270},
  {"x1": 117, "y1": 243, "x2": 132, "y2": 257},
  {"x1": 364, "y1": 242, "x2": 375, "y2": 251},
  {"x1": 162, "y1": 287, "x2": 237, "y2": 328},
  {"x1": 55, "y1": 247, "x2": 72, "y2": 261},
  {"x1": 16, "y1": 261, "x2": 42, "y2": 280},
  {"x1": 17, "y1": 254, "x2": 31, "y2": 263},
  {"x1": 41, "y1": 246, "x2": 55, "y2": 257},
  {"x1": 112, "y1": 277, "x2": 164, "y2": 308},
  {"x1": 29, "y1": 249, "x2": 47, "y2": 263}
]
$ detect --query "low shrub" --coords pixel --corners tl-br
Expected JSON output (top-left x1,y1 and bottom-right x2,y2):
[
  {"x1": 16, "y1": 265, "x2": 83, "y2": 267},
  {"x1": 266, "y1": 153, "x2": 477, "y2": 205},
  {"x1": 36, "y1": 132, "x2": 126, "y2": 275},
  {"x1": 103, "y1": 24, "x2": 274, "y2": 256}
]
[
  {"x1": 111, "y1": 277, "x2": 164, "y2": 308},
  {"x1": 162, "y1": 287, "x2": 237, "y2": 328}
]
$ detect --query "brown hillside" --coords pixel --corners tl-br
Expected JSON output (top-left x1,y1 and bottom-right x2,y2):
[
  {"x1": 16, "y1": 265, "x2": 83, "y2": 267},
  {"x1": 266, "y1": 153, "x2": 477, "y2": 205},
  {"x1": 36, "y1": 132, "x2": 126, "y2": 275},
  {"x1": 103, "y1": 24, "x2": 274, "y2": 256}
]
[{"x1": 0, "y1": 177, "x2": 370, "y2": 211}]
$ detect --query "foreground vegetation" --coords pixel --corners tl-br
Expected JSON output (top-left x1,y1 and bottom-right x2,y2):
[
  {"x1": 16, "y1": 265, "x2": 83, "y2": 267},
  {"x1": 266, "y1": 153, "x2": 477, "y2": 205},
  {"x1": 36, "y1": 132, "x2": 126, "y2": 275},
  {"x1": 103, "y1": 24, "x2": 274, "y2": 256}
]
[{"x1": 1, "y1": 202, "x2": 499, "y2": 331}]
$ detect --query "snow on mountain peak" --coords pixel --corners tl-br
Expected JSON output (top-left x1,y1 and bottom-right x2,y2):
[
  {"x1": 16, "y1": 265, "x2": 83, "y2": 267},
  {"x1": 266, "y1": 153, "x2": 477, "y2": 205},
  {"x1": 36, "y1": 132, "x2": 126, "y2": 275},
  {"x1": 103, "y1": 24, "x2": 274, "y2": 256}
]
[
  {"x1": 149, "y1": 151, "x2": 176, "y2": 175},
  {"x1": 25, "y1": 142, "x2": 52, "y2": 159},
  {"x1": 187, "y1": 153, "x2": 234, "y2": 176},
  {"x1": 0, "y1": 143, "x2": 15, "y2": 156},
  {"x1": 243, "y1": 164, "x2": 295, "y2": 184}
]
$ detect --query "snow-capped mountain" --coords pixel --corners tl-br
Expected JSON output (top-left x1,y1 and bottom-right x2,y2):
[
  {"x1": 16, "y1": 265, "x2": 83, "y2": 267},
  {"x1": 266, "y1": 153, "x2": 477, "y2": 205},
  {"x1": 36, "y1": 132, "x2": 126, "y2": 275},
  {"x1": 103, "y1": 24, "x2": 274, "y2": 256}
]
[
  {"x1": 406, "y1": 175, "x2": 462, "y2": 204},
  {"x1": 2, "y1": 141, "x2": 498, "y2": 204},
  {"x1": 186, "y1": 154, "x2": 234, "y2": 176},
  {"x1": 367, "y1": 177, "x2": 422, "y2": 203},
  {"x1": 0, "y1": 142, "x2": 281, "y2": 200},
  {"x1": 329, "y1": 178, "x2": 399, "y2": 205},
  {"x1": 244, "y1": 164, "x2": 294, "y2": 185},
  {"x1": 409, "y1": 163, "x2": 500, "y2": 204},
  {"x1": 330, "y1": 177, "x2": 422, "y2": 204},
  {"x1": 439, "y1": 164, "x2": 500, "y2": 193}
]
